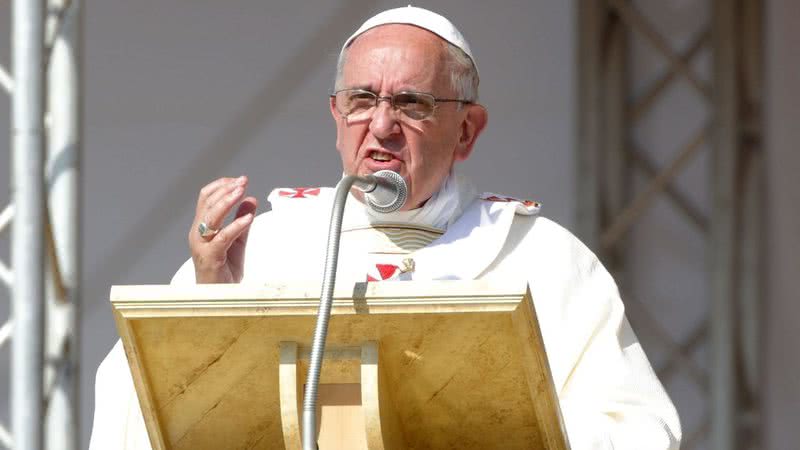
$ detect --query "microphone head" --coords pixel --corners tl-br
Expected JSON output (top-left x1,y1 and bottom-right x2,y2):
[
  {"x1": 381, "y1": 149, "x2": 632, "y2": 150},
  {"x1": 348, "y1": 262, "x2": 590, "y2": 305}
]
[{"x1": 366, "y1": 170, "x2": 408, "y2": 213}]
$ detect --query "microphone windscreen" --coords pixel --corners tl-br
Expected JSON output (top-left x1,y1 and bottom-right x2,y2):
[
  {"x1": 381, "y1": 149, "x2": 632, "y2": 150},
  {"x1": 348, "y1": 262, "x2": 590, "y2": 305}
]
[{"x1": 366, "y1": 170, "x2": 407, "y2": 213}]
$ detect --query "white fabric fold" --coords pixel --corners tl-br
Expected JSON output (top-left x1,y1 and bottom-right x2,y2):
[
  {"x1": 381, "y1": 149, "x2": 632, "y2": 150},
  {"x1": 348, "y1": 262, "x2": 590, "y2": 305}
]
[{"x1": 342, "y1": 169, "x2": 478, "y2": 232}]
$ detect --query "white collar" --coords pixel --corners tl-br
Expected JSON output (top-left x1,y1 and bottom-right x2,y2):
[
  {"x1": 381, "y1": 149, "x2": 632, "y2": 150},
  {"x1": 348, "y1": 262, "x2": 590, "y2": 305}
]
[{"x1": 342, "y1": 170, "x2": 477, "y2": 232}]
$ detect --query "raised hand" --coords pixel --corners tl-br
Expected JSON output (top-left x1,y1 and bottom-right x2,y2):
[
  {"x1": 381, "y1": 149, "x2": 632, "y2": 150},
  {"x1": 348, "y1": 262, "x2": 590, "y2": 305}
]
[{"x1": 188, "y1": 176, "x2": 258, "y2": 283}]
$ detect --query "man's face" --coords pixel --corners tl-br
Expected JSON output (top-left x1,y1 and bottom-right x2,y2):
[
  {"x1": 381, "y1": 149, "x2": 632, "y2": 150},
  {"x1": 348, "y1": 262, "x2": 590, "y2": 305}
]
[{"x1": 330, "y1": 24, "x2": 486, "y2": 210}]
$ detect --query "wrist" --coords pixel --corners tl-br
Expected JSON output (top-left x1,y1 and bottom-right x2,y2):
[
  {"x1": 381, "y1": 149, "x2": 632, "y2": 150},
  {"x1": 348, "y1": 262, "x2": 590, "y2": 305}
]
[{"x1": 194, "y1": 268, "x2": 235, "y2": 284}]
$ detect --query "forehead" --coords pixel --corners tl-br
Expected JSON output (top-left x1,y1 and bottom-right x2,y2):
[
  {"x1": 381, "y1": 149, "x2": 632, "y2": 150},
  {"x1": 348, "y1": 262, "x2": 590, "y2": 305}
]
[{"x1": 342, "y1": 24, "x2": 449, "y2": 90}]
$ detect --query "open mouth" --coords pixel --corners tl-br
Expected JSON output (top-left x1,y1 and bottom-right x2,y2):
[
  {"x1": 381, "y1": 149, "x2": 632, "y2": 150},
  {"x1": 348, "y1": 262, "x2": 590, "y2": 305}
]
[{"x1": 369, "y1": 150, "x2": 395, "y2": 162}]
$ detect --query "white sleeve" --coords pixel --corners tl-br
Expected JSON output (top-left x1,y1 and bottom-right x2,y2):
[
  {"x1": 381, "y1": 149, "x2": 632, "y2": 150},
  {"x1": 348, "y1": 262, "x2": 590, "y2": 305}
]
[
  {"x1": 87, "y1": 341, "x2": 151, "y2": 450},
  {"x1": 558, "y1": 313, "x2": 681, "y2": 449},
  {"x1": 87, "y1": 258, "x2": 195, "y2": 449},
  {"x1": 170, "y1": 257, "x2": 196, "y2": 285},
  {"x1": 524, "y1": 218, "x2": 681, "y2": 449}
]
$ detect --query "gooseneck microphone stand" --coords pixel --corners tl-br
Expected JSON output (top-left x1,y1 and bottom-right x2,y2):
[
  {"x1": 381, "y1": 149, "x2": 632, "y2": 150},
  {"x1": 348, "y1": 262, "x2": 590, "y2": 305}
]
[{"x1": 301, "y1": 171, "x2": 406, "y2": 450}]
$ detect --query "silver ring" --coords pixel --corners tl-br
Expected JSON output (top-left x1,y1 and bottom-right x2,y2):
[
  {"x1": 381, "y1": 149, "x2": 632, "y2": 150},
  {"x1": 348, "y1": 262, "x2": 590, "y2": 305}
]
[{"x1": 198, "y1": 221, "x2": 219, "y2": 239}]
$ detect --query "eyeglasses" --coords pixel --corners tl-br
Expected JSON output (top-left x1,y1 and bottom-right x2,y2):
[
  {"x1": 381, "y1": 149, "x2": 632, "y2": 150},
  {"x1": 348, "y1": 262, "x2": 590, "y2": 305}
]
[{"x1": 331, "y1": 88, "x2": 473, "y2": 121}]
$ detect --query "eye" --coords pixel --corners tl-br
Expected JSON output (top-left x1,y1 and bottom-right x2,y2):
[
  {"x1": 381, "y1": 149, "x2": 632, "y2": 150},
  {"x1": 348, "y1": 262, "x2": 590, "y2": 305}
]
[
  {"x1": 394, "y1": 93, "x2": 434, "y2": 119},
  {"x1": 349, "y1": 91, "x2": 375, "y2": 101},
  {"x1": 394, "y1": 93, "x2": 425, "y2": 105},
  {"x1": 346, "y1": 91, "x2": 376, "y2": 111}
]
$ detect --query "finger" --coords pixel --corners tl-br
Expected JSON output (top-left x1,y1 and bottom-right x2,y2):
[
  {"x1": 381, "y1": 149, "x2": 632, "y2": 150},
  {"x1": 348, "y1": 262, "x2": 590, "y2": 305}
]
[
  {"x1": 196, "y1": 177, "x2": 249, "y2": 221},
  {"x1": 199, "y1": 177, "x2": 248, "y2": 226},
  {"x1": 201, "y1": 183, "x2": 242, "y2": 224},
  {"x1": 203, "y1": 184, "x2": 246, "y2": 230},
  {"x1": 190, "y1": 177, "x2": 249, "y2": 246},
  {"x1": 197, "y1": 177, "x2": 239, "y2": 208},
  {"x1": 206, "y1": 175, "x2": 248, "y2": 207},
  {"x1": 233, "y1": 196, "x2": 258, "y2": 246},
  {"x1": 234, "y1": 196, "x2": 258, "y2": 219},
  {"x1": 210, "y1": 211, "x2": 255, "y2": 252}
]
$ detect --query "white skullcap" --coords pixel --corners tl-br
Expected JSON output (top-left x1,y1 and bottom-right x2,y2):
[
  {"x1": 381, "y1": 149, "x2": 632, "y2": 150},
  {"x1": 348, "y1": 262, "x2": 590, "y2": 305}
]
[{"x1": 340, "y1": 5, "x2": 478, "y2": 76}]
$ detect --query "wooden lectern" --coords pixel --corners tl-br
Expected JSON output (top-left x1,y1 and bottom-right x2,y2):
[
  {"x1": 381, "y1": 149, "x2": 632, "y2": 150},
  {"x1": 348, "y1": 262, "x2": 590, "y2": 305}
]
[{"x1": 111, "y1": 280, "x2": 570, "y2": 449}]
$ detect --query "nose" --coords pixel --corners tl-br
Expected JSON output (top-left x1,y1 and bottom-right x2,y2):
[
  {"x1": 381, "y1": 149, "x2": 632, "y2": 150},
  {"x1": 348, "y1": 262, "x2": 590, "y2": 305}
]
[{"x1": 368, "y1": 98, "x2": 401, "y2": 139}]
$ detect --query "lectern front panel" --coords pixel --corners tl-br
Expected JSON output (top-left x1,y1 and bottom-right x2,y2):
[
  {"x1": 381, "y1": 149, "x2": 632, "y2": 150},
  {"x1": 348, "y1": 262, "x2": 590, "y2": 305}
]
[{"x1": 112, "y1": 281, "x2": 567, "y2": 450}]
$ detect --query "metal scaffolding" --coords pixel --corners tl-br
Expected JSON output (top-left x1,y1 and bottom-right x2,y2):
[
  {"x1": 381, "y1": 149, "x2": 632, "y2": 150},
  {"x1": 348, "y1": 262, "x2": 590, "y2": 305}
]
[
  {"x1": 577, "y1": 0, "x2": 763, "y2": 449},
  {"x1": 2, "y1": 0, "x2": 82, "y2": 449}
]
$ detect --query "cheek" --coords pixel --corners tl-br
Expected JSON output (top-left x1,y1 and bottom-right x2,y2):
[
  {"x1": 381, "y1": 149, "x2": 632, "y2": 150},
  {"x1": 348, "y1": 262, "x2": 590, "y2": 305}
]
[
  {"x1": 334, "y1": 119, "x2": 345, "y2": 152},
  {"x1": 417, "y1": 133, "x2": 457, "y2": 169},
  {"x1": 336, "y1": 122, "x2": 373, "y2": 175},
  {"x1": 418, "y1": 137, "x2": 458, "y2": 184},
  {"x1": 407, "y1": 141, "x2": 445, "y2": 184},
  {"x1": 337, "y1": 123, "x2": 363, "y2": 156}
]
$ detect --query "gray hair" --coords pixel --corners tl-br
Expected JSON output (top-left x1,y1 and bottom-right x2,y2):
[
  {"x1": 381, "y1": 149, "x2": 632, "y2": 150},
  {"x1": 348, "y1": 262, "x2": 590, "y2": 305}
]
[{"x1": 334, "y1": 39, "x2": 479, "y2": 102}]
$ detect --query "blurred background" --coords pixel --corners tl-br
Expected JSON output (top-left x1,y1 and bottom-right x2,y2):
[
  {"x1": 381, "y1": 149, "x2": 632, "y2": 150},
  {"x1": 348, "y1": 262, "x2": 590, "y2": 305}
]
[{"x1": 0, "y1": 0, "x2": 796, "y2": 449}]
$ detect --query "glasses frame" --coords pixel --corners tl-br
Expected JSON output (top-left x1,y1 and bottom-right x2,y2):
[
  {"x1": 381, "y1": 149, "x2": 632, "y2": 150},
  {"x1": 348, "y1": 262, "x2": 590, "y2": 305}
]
[{"x1": 330, "y1": 88, "x2": 474, "y2": 121}]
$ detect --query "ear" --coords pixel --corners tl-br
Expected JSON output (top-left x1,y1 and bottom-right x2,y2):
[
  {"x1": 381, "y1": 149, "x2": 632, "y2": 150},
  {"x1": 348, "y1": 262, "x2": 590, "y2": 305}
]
[
  {"x1": 329, "y1": 96, "x2": 340, "y2": 121},
  {"x1": 454, "y1": 104, "x2": 488, "y2": 161},
  {"x1": 330, "y1": 96, "x2": 345, "y2": 150}
]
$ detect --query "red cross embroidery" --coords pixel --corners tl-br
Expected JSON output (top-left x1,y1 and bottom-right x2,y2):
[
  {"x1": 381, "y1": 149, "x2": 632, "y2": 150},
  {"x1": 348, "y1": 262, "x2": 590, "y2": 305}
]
[
  {"x1": 278, "y1": 187, "x2": 320, "y2": 198},
  {"x1": 366, "y1": 264, "x2": 400, "y2": 282}
]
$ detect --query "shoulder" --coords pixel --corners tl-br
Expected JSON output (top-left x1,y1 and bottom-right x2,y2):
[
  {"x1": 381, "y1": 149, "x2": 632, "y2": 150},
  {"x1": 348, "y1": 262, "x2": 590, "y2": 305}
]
[
  {"x1": 514, "y1": 214, "x2": 582, "y2": 245},
  {"x1": 243, "y1": 186, "x2": 335, "y2": 244},
  {"x1": 467, "y1": 190, "x2": 601, "y2": 268},
  {"x1": 505, "y1": 213, "x2": 604, "y2": 274},
  {"x1": 470, "y1": 190, "x2": 588, "y2": 253},
  {"x1": 249, "y1": 186, "x2": 334, "y2": 237},
  {"x1": 259, "y1": 185, "x2": 335, "y2": 226},
  {"x1": 479, "y1": 192, "x2": 542, "y2": 216},
  {"x1": 266, "y1": 186, "x2": 333, "y2": 211},
  {"x1": 474, "y1": 191, "x2": 581, "y2": 249}
]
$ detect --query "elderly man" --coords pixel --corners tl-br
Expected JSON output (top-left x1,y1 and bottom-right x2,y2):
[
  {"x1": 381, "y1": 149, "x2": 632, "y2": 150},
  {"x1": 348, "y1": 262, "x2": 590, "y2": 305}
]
[{"x1": 90, "y1": 6, "x2": 681, "y2": 449}]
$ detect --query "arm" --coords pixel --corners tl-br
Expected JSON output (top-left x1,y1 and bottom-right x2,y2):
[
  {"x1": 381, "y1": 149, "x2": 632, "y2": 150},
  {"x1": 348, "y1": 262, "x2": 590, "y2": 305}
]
[
  {"x1": 88, "y1": 176, "x2": 259, "y2": 449},
  {"x1": 87, "y1": 245, "x2": 201, "y2": 449},
  {"x1": 88, "y1": 341, "x2": 151, "y2": 450},
  {"x1": 558, "y1": 305, "x2": 681, "y2": 449},
  {"x1": 521, "y1": 218, "x2": 681, "y2": 449}
]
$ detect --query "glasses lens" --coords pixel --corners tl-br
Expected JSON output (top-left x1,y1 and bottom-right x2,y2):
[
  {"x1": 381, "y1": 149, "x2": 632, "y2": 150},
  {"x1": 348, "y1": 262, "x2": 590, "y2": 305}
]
[
  {"x1": 336, "y1": 90, "x2": 376, "y2": 118},
  {"x1": 394, "y1": 92, "x2": 435, "y2": 120}
]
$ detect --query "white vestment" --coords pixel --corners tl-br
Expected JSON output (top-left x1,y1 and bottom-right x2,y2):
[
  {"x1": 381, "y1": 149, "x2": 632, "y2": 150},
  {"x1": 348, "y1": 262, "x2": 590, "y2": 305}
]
[{"x1": 89, "y1": 174, "x2": 681, "y2": 449}]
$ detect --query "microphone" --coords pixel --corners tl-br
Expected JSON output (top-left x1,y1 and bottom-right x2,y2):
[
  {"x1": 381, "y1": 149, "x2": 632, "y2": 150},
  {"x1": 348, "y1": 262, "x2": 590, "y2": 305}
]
[
  {"x1": 301, "y1": 169, "x2": 407, "y2": 450},
  {"x1": 351, "y1": 170, "x2": 408, "y2": 213}
]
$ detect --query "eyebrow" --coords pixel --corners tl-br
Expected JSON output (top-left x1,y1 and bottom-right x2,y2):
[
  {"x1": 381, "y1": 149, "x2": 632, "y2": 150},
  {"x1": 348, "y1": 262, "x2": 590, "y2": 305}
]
[
  {"x1": 347, "y1": 85, "x2": 376, "y2": 92},
  {"x1": 343, "y1": 86, "x2": 431, "y2": 95}
]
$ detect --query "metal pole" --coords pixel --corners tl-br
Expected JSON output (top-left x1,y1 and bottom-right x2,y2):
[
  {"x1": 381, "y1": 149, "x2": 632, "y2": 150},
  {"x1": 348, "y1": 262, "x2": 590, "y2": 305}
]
[
  {"x1": 12, "y1": 0, "x2": 47, "y2": 449},
  {"x1": 45, "y1": 0, "x2": 82, "y2": 448},
  {"x1": 575, "y1": 0, "x2": 603, "y2": 247},
  {"x1": 711, "y1": 0, "x2": 738, "y2": 448},
  {"x1": 602, "y1": 11, "x2": 628, "y2": 233},
  {"x1": 738, "y1": 0, "x2": 765, "y2": 444},
  {"x1": 599, "y1": 10, "x2": 629, "y2": 289}
]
